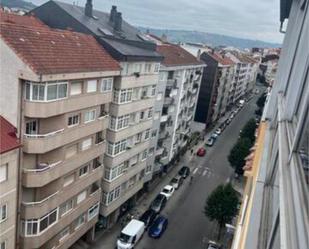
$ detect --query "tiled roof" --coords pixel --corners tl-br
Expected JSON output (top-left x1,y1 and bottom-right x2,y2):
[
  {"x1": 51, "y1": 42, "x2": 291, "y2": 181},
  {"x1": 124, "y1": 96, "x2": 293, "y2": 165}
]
[
  {"x1": 0, "y1": 10, "x2": 46, "y2": 27},
  {"x1": 0, "y1": 116, "x2": 21, "y2": 154},
  {"x1": 207, "y1": 52, "x2": 235, "y2": 66},
  {"x1": 0, "y1": 14, "x2": 120, "y2": 75},
  {"x1": 157, "y1": 44, "x2": 204, "y2": 67}
]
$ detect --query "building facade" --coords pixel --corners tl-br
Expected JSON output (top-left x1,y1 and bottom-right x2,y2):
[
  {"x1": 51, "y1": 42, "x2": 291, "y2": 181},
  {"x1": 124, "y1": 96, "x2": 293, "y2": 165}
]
[
  {"x1": 195, "y1": 52, "x2": 234, "y2": 126},
  {"x1": 0, "y1": 12, "x2": 120, "y2": 249},
  {"x1": 31, "y1": 0, "x2": 163, "y2": 228},
  {"x1": 231, "y1": 0, "x2": 308, "y2": 248},
  {"x1": 0, "y1": 117, "x2": 21, "y2": 249}
]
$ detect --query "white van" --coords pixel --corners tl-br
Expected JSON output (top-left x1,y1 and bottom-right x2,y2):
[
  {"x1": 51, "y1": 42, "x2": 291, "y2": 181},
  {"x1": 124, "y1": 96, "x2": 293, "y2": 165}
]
[{"x1": 117, "y1": 219, "x2": 145, "y2": 249}]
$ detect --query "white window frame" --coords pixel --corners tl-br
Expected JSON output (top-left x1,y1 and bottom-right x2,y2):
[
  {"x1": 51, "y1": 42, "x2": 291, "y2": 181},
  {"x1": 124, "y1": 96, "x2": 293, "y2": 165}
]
[
  {"x1": 107, "y1": 139, "x2": 127, "y2": 156},
  {"x1": 75, "y1": 214, "x2": 85, "y2": 230},
  {"x1": 148, "y1": 108, "x2": 153, "y2": 119},
  {"x1": 70, "y1": 81, "x2": 82, "y2": 96},
  {"x1": 88, "y1": 203, "x2": 99, "y2": 220},
  {"x1": 151, "y1": 85, "x2": 156, "y2": 96},
  {"x1": 0, "y1": 204, "x2": 7, "y2": 223},
  {"x1": 59, "y1": 199, "x2": 73, "y2": 217},
  {"x1": 68, "y1": 114, "x2": 79, "y2": 127},
  {"x1": 144, "y1": 129, "x2": 150, "y2": 140},
  {"x1": 0, "y1": 164, "x2": 8, "y2": 183},
  {"x1": 59, "y1": 227, "x2": 70, "y2": 242},
  {"x1": 77, "y1": 190, "x2": 87, "y2": 204},
  {"x1": 81, "y1": 138, "x2": 92, "y2": 151},
  {"x1": 154, "y1": 63, "x2": 160, "y2": 73},
  {"x1": 84, "y1": 109, "x2": 96, "y2": 123},
  {"x1": 141, "y1": 149, "x2": 148, "y2": 161},
  {"x1": 113, "y1": 88, "x2": 133, "y2": 104},
  {"x1": 102, "y1": 186, "x2": 121, "y2": 205},
  {"x1": 100, "y1": 78, "x2": 113, "y2": 92},
  {"x1": 87, "y1": 80, "x2": 97, "y2": 93},
  {"x1": 63, "y1": 174, "x2": 74, "y2": 187}
]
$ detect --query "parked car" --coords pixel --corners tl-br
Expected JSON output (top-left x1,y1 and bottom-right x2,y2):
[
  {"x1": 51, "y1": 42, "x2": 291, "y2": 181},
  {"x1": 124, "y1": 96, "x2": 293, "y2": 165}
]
[
  {"x1": 206, "y1": 138, "x2": 215, "y2": 147},
  {"x1": 117, "y1": 219, "x2": 145, "y2": 249},
  {"x1": 215, "y1": 128, "x2": 222, "y2": 135},
  {"x1": 160, "y1": 185, "x2": 175, "y2": 200},
  {"x1": 170, "y1": 176, "x2": 183, "y2": 189},
  {"x1": 150, "y1": 194, "x2": 167, "y2": 213},
  {"x1": 148, "y1": 216, "x2": 168, "y2": 238},
  {"x1": 139, "y1": 209, "x2": 157, "y2": 230},
  {"x1": 206, "y1": 241, "x2": 221, "y2": 249},
  {"x1": 211, "y1": 133, "x2": 218, "y2": 139},
  {"x1": 197, "y1": 147, "x2": 206, "y2": 157},
  {"x1": 178, "y1": 166, "x2": 190, "y2": 179}
]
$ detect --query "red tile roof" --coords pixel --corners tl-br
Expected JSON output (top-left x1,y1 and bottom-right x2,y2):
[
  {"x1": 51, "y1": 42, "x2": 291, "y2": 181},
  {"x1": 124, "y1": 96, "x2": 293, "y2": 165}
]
[
  {"x1": 157, "y1": 44, "x2": 204, "y2": 67},
  {"x1": 0, "y1": 14, "x2": 120, "y2": 75},
  {"x1": 0, "y1": 116, "x2": 21, "y2": 154},
  {"x1": 0, "y1": 10, "x2": 46, "y2": 28},
  {"x1": 207, "y1": 52, "x2": 235, "y2": 66}
]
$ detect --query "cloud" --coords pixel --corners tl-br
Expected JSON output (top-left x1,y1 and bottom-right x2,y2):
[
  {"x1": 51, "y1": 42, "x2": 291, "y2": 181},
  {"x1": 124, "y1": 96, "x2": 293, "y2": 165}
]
[{"x1": 31, "y1": 0, "x2": 284, "y2": 43}]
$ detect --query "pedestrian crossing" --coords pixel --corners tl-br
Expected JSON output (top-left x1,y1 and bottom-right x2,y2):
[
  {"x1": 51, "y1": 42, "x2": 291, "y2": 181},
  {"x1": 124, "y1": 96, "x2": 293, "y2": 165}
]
[{"x1": 192, "y1": 166, "x2": 213, "y2": 178}]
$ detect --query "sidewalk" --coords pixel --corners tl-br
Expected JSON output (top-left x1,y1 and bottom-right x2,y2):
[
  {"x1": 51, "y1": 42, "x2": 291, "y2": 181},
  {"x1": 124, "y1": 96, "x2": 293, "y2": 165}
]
[{"x1": 86, "y1": 108, "x2": 240, "y2": 249}]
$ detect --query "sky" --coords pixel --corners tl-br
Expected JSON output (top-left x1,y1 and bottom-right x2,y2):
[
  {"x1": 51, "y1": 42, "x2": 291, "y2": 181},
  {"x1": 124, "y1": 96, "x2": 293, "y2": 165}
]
[{"x1": 31, "y1": 0, "x2": 284, "y2": 44}]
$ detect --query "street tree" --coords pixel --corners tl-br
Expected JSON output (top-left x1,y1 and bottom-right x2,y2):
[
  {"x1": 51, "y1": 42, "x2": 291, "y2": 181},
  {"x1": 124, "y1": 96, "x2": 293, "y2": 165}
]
[
  {"x1": 204, "y1": 183, "x2": 239, "y2": 240},
  {"x1": 256, "y1": 93, "x2": 267, "y2": 109},
  {"x1": 228, "y1": 137, "x2": 252, "y2": 175},
  {"x1": 240, "y1": 119, "x2": 256, "y2": 144}
]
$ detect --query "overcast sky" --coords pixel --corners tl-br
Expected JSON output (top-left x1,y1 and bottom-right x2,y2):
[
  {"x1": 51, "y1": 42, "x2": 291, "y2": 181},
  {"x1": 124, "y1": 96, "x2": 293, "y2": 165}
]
[{"x1": 32, "y1": 0, "x2": 284, "y2": 44}]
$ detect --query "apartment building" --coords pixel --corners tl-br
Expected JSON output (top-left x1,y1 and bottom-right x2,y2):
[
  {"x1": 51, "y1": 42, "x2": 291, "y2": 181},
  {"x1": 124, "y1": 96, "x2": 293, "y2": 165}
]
[
  {"x1": 31, "y1": 0, "x2": 163, "y2": 228},
  {"x1": 231, "y1": 0, "x2": 308, "y2": 248},
  {"x1": 0, "y1": 12, "x2": 120, "y2": 249},
  {"x1": 0, "y1": 117, "x2": 21, "y2": 249},
  {"x1": 195, "y1": 51, "x2": 234, "y2": 126},
  {"x1": 153, "y1": 43, "x2": 204, "y2": 168}
]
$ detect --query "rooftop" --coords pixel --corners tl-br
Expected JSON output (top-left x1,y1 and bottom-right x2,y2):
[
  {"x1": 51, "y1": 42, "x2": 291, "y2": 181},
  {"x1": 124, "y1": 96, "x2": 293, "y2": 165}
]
[
  {"x1": 157, "y1": 43, "x2": 204, "y2": 67},
  {"x1": 206, "y1": 51, "x2": 235, "y2": 66},
  {"x1": 0, "y1": 13, "x2": 120, "y2": 75},
  {"x1": 0, "y1": 116, "x2": 21, "y2": 154}
]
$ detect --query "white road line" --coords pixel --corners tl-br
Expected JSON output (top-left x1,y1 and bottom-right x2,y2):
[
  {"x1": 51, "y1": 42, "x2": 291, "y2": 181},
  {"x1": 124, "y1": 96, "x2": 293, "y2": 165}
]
[
  {"x1": 202, "y1": 170, "x2": 207, "y2": 176},
  {"x1": 193, "y1": 168, "x2": 198, "y2": 175}
]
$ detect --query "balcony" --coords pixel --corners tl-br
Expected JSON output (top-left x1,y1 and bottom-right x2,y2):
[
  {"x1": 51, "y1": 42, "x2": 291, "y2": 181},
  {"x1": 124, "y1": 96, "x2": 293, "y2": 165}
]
[
  {"x1": 115, "y1": 74, "x2": 159, "y2": 89},
  {"x1": 155, "y1": 147, "x2": 164, "y2": 156},
  {"x1": 20, "y1": 188, "x2": 101, "y2": 249},
  {"x1": 109, "y1": 98, "x2": 155, "y2": 116},
  {"x1": 163, "y1": 97, "x2": 175, "y2": 106},
  {"x1": 22, "y1": 142, "x2": 105, "y2": 188},
  {"x1": 24, "y1": 92, "x2": 112, "y2": 118},
  {"x1": 160, "y1": 114, "x2": 168, "y2": 123},
  {"x1": 21, "y1": 166, "x2": 103, "y2": 219},
  {"x1": 23, "y1": 117, "x2": 108, "y2": 154}
]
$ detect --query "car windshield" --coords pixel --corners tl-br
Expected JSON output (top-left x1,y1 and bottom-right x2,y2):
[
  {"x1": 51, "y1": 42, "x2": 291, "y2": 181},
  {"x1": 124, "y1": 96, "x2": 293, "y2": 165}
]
[
  {"x1": 171, "y1": 178, "x2": 177, "y2": 183},
  {"x1": 119, "y1": 232, "x2": 131, "y2": 243},
  {"x1": 162, "y1": 189, "x2": 169, "y2": 193}
]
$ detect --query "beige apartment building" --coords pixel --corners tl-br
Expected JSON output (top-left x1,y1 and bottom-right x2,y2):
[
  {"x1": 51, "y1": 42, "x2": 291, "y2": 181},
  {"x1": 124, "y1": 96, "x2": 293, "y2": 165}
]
[
  {"x1": 0, "y1": 12, "x2": 120, "y2": 249},
  {"x1": 0, "y1": 117, "x2": 21, "y2": 249}
]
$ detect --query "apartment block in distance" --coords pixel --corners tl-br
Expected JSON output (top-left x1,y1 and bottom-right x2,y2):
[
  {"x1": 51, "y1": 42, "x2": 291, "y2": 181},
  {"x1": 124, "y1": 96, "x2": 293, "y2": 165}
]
[
  {"x1": 31, "y1": 0, "x2": 163, "y2": 227},
  {"x1": 195, "y1": 51, "x2": 234, "y2": 126},
  {"x1": 231, "y1": 0, "x2": 308, "y2": 248},
  {"x1": 0, "y1": 11, "x2": 120, "y2": 249},
  {"x1": 0, "y1": 117, "x2": 21, "y2": 249}
]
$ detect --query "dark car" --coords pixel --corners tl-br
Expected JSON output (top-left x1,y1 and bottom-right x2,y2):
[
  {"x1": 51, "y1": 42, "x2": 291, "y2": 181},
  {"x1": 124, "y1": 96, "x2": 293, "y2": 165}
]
[
  {"x1": 197, "y1": 147, "x2": 206, "y2": 157},
  {"x1": 178, "y1": 166, "x2": 190, "y2": 179},
  {"x1": 148, "y1": 216, "x2": 168, "y2": 238},
  {"x1": 139, "y1": 209, "x2": 157, "y2": 230},
  {"x1": 150, "y1": 194, "x2": 167, "y2": 213},
  {"x1": 170, "y1": 176, "x2": 183, "y2": 189}
]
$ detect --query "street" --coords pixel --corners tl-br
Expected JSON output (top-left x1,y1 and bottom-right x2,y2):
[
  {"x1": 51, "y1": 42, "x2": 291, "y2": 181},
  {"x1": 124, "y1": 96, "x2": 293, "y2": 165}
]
[{"x1": 135, "y1": 92, "x2": 261, "y2": 249}]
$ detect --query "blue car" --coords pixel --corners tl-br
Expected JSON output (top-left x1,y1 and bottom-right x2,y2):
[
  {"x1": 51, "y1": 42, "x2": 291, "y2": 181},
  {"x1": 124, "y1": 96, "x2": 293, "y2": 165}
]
[{"x1": 148, "y1": 216, "x2": 168, "y2": 238}]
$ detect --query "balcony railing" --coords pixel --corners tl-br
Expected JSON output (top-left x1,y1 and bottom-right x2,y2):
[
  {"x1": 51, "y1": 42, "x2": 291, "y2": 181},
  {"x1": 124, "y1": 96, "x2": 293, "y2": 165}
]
[
  {"x1": 23, "y1": 161, "x2": 63, "y2": 173},
  {"x1": 22, "y1": 191, "x2": 59, "y2": 206},
  {"x1": 24, "y1": 129, "x2": 64, "y2": 138}
]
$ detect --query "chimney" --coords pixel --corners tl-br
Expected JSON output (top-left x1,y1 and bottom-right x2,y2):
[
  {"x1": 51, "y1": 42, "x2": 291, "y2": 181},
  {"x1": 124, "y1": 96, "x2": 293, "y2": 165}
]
[
  {"x1": 114, "y1": 12, "x2": 122, "y2": 31},
  {"x1": 109, "y1": 5, "x2": 117, "y2": 22},
  {"x1": 85, "y1": 0, "x2": 93, "y2": 17}
]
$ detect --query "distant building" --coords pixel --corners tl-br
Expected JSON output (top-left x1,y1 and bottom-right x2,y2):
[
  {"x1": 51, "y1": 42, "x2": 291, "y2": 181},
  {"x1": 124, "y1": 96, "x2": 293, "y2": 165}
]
[
  {"x1": 0, "y1": 116, "x2": 21, "y2": 249},
  {"x1": 195, "y1": 51, "x2": 234, "y2": 126}
]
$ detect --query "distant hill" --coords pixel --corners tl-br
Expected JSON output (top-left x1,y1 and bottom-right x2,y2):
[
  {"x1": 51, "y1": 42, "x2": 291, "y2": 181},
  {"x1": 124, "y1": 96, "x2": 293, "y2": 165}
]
[
  {"x1": 138, "y1": 27, "x2": 281, "y2": 49},
  {"x1": 0, "y1": 0, "x2": 36, "y2": 11}
]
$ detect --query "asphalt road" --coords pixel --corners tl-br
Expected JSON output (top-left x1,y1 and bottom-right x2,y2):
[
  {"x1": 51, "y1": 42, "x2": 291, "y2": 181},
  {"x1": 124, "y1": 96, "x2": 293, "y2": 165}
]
[{"x1": 136, "y1": 90, "x2": 263, "y2": 249}]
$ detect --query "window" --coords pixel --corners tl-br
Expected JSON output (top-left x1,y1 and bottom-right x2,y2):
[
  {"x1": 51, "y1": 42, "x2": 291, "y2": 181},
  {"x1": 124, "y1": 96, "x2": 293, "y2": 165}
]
[
  {"x1": 101, "y1": 78, "x2": 113, "y2": 92},
  {"x1": 59, "y1": 199, "x2": 73, "y2": 217},
  {"x1": 151, "y1": 130, "x2": 157, "y2": 138},
  {"x1": 0, "y1": 164, "x2": 8, "y2": 183},
  {"x1": 59, "y1": 227, "x2": 70, "y2": 242},
  {"x1": 154, "y1": 63, "x2": 160, "y2": 73},
  {"x1": 145, "y1": 63, "x2": 152, "y2": 73},
  {"x1": 156, "y1": 93, "x2": 163, "y2": 101},
  {"x1": 116, "y1": 115, "x2": 130, "y2": 130},
  {"x1": 148, "y1": 108, "x2": 153, "y2": 118},
  {"x1": 151, "y1": 85, "x2": 156, "y2": 96},
  {"x1": 0, "y1": 204, "x2": 7, "y2": 222},
  {"x1": 102, "y1": 186, "x2": 121, "y2": 205},
  {"x1": 104, "y1": 161, "x2": 129, "y2": 181},
  {"x1": 81, "y1": 138, "x2": 92, "y2": 151},
  {"x1": 144, "y1": 129, "x2": 150, "y2": 140},
  {"x1": 134, "y1": 63, "x2": 142, "y2": 73},
  {"x1": 146, "y1": 164, "x2": 152, "y2": 173},
  {"x1": 0, "y1": 241, "x2": 6, "y2": 249},
  {"x1": 87, "y1": 80, "x2": 97, "y2": 93},
  {"x1": 65, "y1": 144, "x2": 77, "y2": 159},
  {"x1": 107, "y1": 140, "x2": 127, "y2": 156},
  {"x1": 140, "y1": 111, "x2": 145, "y2": 120},
  {"x1": 70, "y1": 81, "x2": 82, "y2": 95},
  {"x1": 135, "y1": 133, "x2": 142, "y2": 144},
  {"x1": 154, "y1": 112, "x2": 160, "y2": 120},
  {"x1": 148, "y1": 148, "x2": 155, "y2": 157},
  {"x1": 25, "y1": 120, "x2": 38, "y2": 135},
  {"x1": 84, "y1": 110, "x2": 96, "y2": 123},
  {"x1": 141, "y1": 149, "x2": 148, "y2": 161},
  {"x1": 132, "y1": 88, "x2": 140, "y2": 100},
  {"x1": 79, "y1": 164, "x2": 89, "y2": 177},
  {"x1": 113, "y1": 88, "x2": 133, "y2": 103},
  {"x1": 47, "y1": 82, "x2": 67, "y2": 101},
  {"x1": 68, "y1": 114, "x2": 79, "y2": 127},
  {"x1": 77, "y1": 190, "x2": 87, "y2": 204},
  {"x1": 25, "y1": 82, "x2": 68, "y2": 101},
  {"x1": 88, "y1": 203, "x2": 99, "y2": 220},
  {"x1": 63, "y1": 174, "x2": 74, "y2": 187},
  {"x1": 75, "y1": 214, "x2": 85, "y2": 230},
  {"x1": 141, "y1": 87, "x2": 148, "y2": 98}
]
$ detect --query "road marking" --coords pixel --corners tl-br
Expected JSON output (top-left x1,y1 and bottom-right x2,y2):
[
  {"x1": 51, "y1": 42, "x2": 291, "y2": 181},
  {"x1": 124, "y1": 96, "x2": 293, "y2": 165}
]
[
  {"x1": 202, "y1": 170, "x2": 207, "y2": 176},
  {"x1": 193, "y1": 167, "x2": 198, "y2": 175}
]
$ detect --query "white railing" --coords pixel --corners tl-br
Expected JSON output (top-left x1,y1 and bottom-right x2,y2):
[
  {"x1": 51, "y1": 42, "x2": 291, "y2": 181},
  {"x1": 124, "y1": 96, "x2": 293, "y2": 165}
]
[
  {"x1": 22, "y1": 191, "x2": 59, "y2": 206},
  {"x1": 23, "y1": 160, "x2": 63, "y2": 173},
  {"x1": 24, "y1": 128, "x2": 64, "y2": 138}
]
